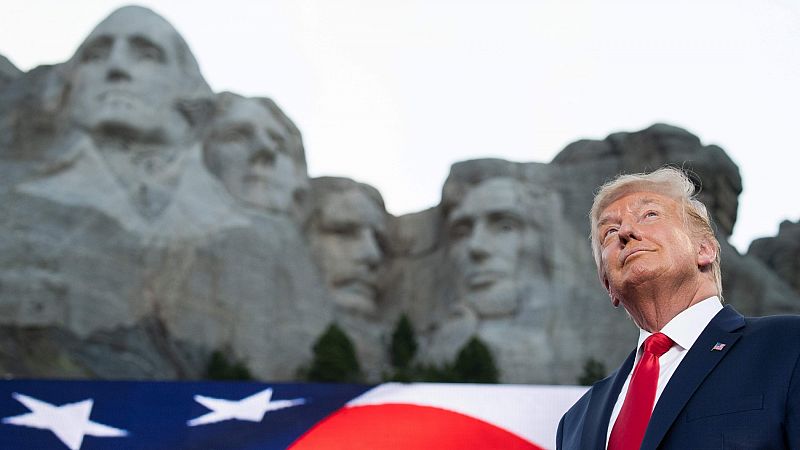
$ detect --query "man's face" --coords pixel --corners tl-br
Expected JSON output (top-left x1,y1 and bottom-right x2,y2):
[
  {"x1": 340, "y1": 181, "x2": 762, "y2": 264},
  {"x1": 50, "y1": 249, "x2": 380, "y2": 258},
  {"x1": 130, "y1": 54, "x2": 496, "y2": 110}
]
[
  {"x1": 311, "y1": 189, "x2": 386, "y2": 314},
  {"x1": 447, "y1": 178, "x2": 527, "y2": 317},
  {"x1": 67, "y1": 8, "x2": 188, "y2": 142},
  {"x1": 597, "y1": 191, "x2": 700, "y2": 307},
  {"x1": 205, "y1": 98, "x2": 307, "y2": 214}
]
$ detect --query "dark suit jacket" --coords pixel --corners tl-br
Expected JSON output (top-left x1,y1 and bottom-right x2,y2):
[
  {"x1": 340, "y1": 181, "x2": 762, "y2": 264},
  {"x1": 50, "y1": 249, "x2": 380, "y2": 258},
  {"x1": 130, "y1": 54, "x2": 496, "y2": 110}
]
[{"x1": 557, "y1": 305, "x2": 800, "y2": 449}]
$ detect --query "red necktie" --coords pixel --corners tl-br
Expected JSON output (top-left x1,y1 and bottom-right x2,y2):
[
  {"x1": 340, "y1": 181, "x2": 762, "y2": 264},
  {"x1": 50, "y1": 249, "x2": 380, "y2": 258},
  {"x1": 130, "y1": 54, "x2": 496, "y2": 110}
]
[{"x1": 608, "y1": 332, "x2": 674, "y2": 450}]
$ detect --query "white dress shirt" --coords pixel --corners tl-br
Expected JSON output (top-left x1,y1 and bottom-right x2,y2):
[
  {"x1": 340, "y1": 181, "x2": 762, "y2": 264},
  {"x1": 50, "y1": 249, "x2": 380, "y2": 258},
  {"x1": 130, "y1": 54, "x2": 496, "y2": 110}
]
[{"x1": 605, "y1": 296, "x2": 723, "y2": 448}]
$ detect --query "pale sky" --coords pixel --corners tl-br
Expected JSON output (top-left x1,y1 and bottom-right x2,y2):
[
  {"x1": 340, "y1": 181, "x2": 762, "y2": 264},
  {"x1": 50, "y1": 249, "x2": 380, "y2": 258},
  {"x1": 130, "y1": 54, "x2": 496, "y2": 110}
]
[{"x1": 2, "y1": 0, "x2": 799, "y2": 252}]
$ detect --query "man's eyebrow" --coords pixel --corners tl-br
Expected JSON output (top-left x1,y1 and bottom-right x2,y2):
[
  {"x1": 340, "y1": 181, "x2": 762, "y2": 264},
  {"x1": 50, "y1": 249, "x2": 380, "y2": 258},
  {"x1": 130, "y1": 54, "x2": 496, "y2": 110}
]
[
  {"x1": 597, "y1": 196, "x2": 664, "y2": 226},
  {"x1": 633, "y1": 196, "x2": 663, "y2": 209},
  {"x1": 597, "y1": 216, "x2": 617, "y2": 228}
]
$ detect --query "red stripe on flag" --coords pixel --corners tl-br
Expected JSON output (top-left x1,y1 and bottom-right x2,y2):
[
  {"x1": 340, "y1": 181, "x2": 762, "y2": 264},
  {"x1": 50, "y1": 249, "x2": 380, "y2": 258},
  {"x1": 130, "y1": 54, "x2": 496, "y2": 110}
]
[{"x1": 288, "y1": 403, "x2": 545, "y2": 450}]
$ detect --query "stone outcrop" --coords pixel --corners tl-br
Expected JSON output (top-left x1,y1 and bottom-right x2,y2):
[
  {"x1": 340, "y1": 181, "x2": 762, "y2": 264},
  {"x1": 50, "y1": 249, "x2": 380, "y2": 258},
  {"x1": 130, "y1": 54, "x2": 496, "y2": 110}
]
[
  {"x1": 0, "y1": 55, "x2": 22, "y2": 90},
  {"x1": 1, "y1": 6, "x2": 798, "y2": 384},
  {"x1": 749, "y1": 220, "x2": 800, "y2": 296},
  {"x1": 0, "y1": 6, "x2": 332, "y2": 381}
]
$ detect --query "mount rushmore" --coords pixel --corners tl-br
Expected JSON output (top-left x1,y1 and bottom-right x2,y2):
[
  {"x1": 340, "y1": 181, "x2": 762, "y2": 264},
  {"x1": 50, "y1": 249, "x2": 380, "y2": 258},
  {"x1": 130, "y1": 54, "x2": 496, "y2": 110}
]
[{"x1": 1, "y1": 6, "x2": 798, "y2": 384}]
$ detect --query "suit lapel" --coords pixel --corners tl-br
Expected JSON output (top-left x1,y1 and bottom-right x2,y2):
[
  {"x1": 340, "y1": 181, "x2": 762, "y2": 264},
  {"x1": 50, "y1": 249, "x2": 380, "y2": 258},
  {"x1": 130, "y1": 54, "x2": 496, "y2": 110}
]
[
  {"x1": 581, "y1": 350, "x2": 636, "y2": 450},
  {"x1": 640, "y1": 305, "x2": 745, "y2": 450}
]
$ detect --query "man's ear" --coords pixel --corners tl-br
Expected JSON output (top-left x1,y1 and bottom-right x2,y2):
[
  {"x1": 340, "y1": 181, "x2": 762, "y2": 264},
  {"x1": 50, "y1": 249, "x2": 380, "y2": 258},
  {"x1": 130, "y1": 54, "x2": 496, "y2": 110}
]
[
  {"x1": 601, "y1": 273, "x2": 620, "y2": 307},
  {"x1": 697, "y1": 238, "x2": 717, "y2": 269}
]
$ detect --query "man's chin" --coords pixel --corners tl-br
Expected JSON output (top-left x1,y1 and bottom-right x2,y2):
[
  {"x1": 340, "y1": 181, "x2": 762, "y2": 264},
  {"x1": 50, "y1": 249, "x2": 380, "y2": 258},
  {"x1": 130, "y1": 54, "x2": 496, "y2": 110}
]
[{"x1": 613, "y1": 270, "x2": 660, "y2": 292}]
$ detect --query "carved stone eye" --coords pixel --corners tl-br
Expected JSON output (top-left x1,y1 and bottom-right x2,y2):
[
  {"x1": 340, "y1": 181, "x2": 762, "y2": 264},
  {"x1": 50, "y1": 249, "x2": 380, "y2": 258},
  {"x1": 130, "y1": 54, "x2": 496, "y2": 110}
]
[
  {"x1": 490, "y1": 215, "x2": 522, "y2": 233},
  {"x1": 130, "y1": 36, "x2": 166, "y2": 63},
  {"x1": 326, "y1": 223, "x2": 360, "y2": 239},
  {"x1": 216, "y1": 125, "x2": 252, "y2": 144},
  {"x1": 448, "y1": 219, "x2": 473, "y2": 241},
  {"x1": 80, "y1": 37, "x2": 112, "y2": 62}
]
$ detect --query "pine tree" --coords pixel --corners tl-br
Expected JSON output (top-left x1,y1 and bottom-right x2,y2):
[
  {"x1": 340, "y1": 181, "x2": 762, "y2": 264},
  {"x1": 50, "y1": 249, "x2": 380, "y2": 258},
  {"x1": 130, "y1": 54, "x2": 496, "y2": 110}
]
[
  {"x1": 307, "y1": 324, "x2": 362, "y2": 382},
  {"x1": 390, "y1": 314, "x2": 418, "y2": 370},
  {"x1": 205, "y1": 350, "x2": 253, "y2": 380},
  {"x1": 577, "y1": 357, "x2": 607, "y2": 386},
  {"x1": 452, "y1": 336, "x2": 499, "y2": 383}
]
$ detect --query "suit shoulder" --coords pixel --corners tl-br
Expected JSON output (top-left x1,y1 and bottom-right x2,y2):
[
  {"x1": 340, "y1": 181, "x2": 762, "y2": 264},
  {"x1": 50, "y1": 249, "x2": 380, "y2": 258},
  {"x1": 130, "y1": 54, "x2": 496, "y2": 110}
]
[
  {"x1": 745, "y1": 313, "x2": 800, "y2": 336},
  {"x1": 558, "y1": 386, "x2": 594, "y2": 448},
  {"x1": 563, "y1": 385, "x2": 593, "y2": 416}
]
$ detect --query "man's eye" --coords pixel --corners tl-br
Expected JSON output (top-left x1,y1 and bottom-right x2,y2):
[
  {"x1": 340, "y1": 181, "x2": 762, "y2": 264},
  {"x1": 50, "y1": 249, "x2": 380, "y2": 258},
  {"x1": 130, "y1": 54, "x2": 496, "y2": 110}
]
[
  {"x1": 603, "y1": 227, "x2": 618, "y2": 238},
  {"x1": 644, "y1": 211, "x2": 659, "y2": 219}
]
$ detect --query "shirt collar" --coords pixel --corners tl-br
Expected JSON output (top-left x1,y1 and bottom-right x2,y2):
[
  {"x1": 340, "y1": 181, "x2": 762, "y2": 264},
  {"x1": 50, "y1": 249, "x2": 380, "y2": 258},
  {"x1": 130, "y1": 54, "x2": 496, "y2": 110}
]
[{"x1": 636, "y1": 296, "x2": 723, "y2": 352}]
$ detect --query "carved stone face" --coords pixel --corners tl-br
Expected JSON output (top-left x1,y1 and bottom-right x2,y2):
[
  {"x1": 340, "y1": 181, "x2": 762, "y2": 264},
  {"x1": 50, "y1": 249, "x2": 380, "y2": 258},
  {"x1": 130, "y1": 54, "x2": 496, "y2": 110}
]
[
  {"x1": 447, "y1": 178, "x2": 529, "y2": 317},
  {"x1": 204, "y1": 96, "x2": 308, "y2": 214},
  {"x1": 66, "y1": 7, "x2": 190, "y2": 143},
  {"x1": 310, "y1": 188, "x2": 386, "y2": 315}
]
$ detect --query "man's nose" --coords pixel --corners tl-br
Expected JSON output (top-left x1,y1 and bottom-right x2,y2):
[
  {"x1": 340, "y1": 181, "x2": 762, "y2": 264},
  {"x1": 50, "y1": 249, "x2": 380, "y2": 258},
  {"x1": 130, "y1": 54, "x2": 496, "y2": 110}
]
[
  {"x1": 617, "y1": 220, "x2": 641, "y2": 244},
  {"x1": 467, "y1": 222, "x2": 492, "y2": 262},
  {"x1": 105, "y1": 42, "x2": 132, "y2": 82}
]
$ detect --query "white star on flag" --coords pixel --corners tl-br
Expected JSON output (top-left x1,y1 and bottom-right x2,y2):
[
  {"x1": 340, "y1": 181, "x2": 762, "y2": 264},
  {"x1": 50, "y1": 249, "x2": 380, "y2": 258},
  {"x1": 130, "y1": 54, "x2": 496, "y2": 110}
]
[
  {"x1": 187, "y1": 387, "x2": 305, "y2": 426},
  {"x1": 2, "y1": 392, "x2": 128, "y2": 450}
]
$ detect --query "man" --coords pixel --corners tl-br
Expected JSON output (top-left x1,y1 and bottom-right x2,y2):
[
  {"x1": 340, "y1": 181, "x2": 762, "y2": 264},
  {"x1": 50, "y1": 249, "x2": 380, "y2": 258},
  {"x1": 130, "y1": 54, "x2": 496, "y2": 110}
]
[
  {"x1": 557, "y1": 167, "x2": 800, "y2": 449},
  {"x1": 203, "y1": 92, "x2": 309, "y2": 220},
  {"x1": 308, "y1": 177, "x2": 388, "y2": 316}
]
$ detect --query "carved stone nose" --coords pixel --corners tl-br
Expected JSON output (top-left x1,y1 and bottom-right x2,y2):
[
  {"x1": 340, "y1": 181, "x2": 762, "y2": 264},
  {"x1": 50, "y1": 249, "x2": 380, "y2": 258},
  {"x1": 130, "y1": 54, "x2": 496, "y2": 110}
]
[{"x1": 106, "y1": 67, "x2": 131, "y2": 82}]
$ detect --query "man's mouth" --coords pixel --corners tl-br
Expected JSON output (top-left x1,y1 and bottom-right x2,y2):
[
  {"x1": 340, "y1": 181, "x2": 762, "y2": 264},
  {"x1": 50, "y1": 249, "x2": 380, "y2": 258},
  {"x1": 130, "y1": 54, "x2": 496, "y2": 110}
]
[{"x1": 621, "y1": 248, "x2": 652, "y2": 264}]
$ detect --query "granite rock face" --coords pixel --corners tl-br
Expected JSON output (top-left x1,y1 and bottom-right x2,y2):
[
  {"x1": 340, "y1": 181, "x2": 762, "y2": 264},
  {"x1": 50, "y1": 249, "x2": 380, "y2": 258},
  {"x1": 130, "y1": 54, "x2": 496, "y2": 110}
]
[
  {"x1": 749, "y1": 220, "x2": 800, "y2": 296},
  {"x1": 0, "y1": 55, "x2": 22, "y2": 91},
  {"x1": 384, "y1": 159, "x2": 624, "y2": 383},
  {"x1": 0, "y1": 6, "x2": 333, "y2": 381},
  {"x1": 1, "y1": 7, "x2": 798, "y2": 384}
]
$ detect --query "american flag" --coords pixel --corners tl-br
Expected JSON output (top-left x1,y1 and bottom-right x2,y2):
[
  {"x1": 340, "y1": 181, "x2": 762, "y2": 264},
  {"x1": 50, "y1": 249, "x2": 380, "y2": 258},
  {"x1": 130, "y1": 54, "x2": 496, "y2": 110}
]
[{"x1": 0, "y1": 379, "x2": 586, "y2": 449}]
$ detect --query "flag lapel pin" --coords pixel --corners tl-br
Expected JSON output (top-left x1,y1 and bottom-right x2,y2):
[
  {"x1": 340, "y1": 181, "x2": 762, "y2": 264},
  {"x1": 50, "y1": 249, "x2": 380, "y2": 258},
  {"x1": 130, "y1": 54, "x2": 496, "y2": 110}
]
[{"x1": 711, "y1": 342, "x2": 726, "y2": 351}]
